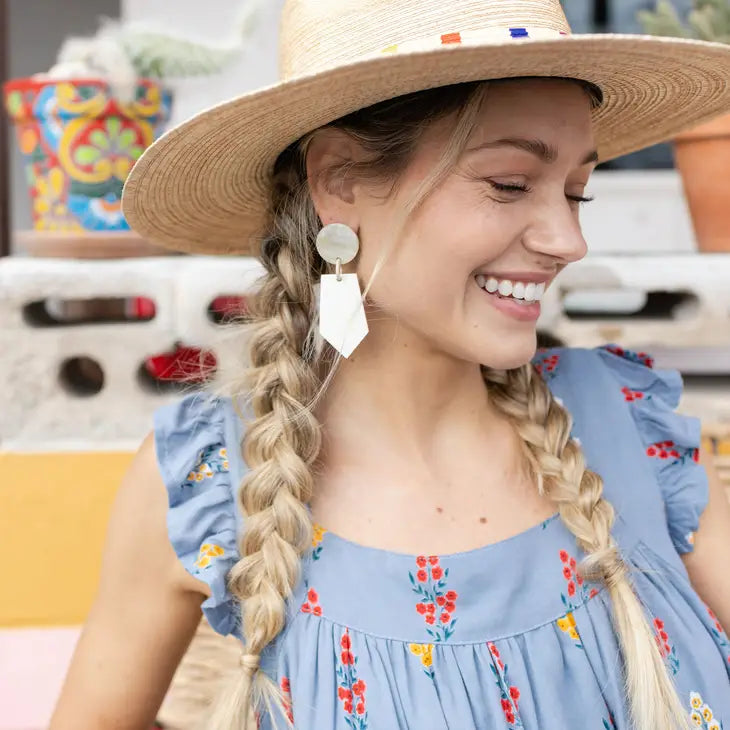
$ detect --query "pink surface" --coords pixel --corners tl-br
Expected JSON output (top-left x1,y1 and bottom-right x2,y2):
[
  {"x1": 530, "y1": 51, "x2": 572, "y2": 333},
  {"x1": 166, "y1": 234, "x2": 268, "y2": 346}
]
[{"x1": 0, "y1": 627, "x2": 81, "y2": 730}]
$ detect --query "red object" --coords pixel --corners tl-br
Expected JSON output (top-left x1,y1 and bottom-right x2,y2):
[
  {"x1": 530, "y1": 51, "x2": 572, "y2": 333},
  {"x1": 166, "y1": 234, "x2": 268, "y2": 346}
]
[{"x1": 144, "y1": 345, "x2": 217, "y2": 383}]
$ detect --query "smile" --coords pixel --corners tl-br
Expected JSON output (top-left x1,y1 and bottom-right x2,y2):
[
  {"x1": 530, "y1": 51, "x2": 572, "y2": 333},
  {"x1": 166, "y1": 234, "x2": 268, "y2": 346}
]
[{"x1": 475, "y1": 274, "x2": 546, "y2": 303}]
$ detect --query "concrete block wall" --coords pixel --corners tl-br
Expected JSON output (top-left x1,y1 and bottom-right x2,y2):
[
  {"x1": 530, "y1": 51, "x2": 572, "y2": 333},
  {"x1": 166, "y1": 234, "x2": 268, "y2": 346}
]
[{"x1": 2, "y1": 251, "x2": 730, "y2": 452}]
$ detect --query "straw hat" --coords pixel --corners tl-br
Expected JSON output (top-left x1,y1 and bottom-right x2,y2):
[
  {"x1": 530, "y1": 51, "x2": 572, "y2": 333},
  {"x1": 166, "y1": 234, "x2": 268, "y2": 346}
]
[{"x1": 122, "y1": 0, "x2": 730, "y2": 255}]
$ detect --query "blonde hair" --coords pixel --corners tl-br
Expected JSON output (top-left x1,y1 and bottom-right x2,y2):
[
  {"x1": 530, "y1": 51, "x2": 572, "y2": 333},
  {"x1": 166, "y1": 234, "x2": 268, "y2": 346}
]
[{"x1": 205, "y1": 79, "x2": 689, "y2": 730}]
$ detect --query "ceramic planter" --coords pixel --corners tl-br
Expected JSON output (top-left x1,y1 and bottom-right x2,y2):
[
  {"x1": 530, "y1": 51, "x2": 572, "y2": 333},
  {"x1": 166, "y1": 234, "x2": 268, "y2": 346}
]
[
  {"x1": 674, "y1": 112, "x2": 730, "y2": 253},
  {"x1": 4, "y1": 77, "x2": 172, "y2": 251}
]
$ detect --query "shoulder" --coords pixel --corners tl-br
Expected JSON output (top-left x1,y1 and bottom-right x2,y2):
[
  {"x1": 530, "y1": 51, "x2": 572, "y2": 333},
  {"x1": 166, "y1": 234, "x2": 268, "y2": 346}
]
[{"x1": 536, "y1": 345, "x2": 708, "y2": 556}]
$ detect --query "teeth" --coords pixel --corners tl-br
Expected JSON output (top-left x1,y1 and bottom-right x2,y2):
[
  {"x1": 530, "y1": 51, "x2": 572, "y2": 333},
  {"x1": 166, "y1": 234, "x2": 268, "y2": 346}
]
[
  {"x1": 475, "y1": 274, "x2": 547, "y2": 302},
  {"x1": 497, "y1": 279, "x2": 513, "y2": 296}
]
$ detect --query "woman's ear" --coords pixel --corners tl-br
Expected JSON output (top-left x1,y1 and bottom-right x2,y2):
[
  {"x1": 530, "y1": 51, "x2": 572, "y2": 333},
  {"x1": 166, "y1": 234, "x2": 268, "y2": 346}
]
[{"x1": 306, "y1": 129, "x2": 363, "y2": 229}]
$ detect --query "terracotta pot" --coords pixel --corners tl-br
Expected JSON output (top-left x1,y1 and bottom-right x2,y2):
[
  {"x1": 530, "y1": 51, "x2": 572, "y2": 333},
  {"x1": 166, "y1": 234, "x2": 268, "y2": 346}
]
[
  {"x1": 674, "y1": 112, "x2": 730, "y2": 252},
  {"x1": 3, "y1": 77, "x2": 173, "y2": 255}
]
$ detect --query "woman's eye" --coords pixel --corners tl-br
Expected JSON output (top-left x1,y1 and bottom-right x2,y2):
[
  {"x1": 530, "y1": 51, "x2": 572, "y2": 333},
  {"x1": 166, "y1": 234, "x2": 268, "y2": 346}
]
[
  {"x1": 566, "y1": 193, "x2": 595, "y2": 206},
  {"x1": 486, "y1": 180, "x2": 531, "y2": 198}
]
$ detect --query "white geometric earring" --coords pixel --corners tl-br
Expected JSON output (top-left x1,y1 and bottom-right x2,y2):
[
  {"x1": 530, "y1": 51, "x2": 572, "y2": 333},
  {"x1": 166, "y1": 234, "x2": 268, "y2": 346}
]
[{"x1": 315, "y1": 223, "x2": 369, "y2": 358}]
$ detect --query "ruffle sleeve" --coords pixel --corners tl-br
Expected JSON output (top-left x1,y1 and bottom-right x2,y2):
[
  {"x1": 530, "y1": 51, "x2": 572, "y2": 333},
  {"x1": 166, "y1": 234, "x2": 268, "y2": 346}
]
[
  {"x1": 153, "y1": 393, "x2": 242, "y2": 637},
  {"x1": 596, "y1": 345, "x2": 709, "y2": 554}
]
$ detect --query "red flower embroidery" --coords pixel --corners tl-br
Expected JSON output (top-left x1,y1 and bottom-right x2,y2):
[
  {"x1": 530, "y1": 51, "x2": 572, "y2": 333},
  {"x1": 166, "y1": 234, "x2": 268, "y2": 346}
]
[
  {"x1": 559, "y1": 549, "x2": 594, "y2": 610},
  {"x1": 488, "y1": 642, "x2": 522, "y2": 728},
  {"x1": 646, "y1": 442, "x2": 698, "y2": 467},
  {"x1": 301, "y1": 585, "x2": 323, "y2": 616},
  {"x1": 410, "y1": 555, "x2": 458, "y2": 641},
  {"x1": 280, "y1": 676, "x2": 294, "y2": 724},
  {"x1": 416, "y1": 555, "x2": 427, "y2": 568},
  {"x1": 621, "y1": 386, "x2": 645, "y2": 402},
  {"x1": 652, "y1": 617, "x2": 679, "y2": 674},
  {"x1": 336, "y1": 629, "x2": 368, "y2": 728}
]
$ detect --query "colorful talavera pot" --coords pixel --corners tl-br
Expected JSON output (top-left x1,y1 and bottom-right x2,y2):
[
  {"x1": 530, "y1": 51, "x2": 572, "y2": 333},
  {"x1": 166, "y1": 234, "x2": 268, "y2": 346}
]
[{"x1": 4, "y1": 78, "x2": 172, "y2": 232}]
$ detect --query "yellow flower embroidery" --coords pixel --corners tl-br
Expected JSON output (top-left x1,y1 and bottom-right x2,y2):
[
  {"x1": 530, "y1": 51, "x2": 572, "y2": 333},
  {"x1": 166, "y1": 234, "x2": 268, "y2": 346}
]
[
  {"x1": 691, "y1": 711, "x2": 703, "y2": 726},
  {"x1": 312, "y1": 523, "x2": 327, "y2": 547},
  {"x1": 690, "y1": 692, "x2": 703, "y2": 709},
  {"x1": 409, "y1": 643, "x2": 434, "y2": 669},
  {"x1": 702, "y1": 705, "x2": 713, "y2": 722},
  {"x1": 194, "y1": 543, "x2": 225, "y2": 570},
  {"x1": 219, "y1": 448, "x2": 227, "y2": 458},
  {"x1": 556, "y1": 612, "x2": 580, "y2": 641}
]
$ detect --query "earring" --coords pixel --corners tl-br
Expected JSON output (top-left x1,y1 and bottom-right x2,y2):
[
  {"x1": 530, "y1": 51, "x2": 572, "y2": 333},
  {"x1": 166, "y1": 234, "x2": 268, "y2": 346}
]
[{"x1": 315, "y1": 223, "x2": 369, "y2": 358}]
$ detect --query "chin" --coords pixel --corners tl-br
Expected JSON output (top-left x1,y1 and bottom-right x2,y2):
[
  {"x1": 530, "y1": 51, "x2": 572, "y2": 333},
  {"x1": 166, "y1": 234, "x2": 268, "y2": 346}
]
[{"x1": 477, "y1": 332, "x2": 538, "y2": 371}]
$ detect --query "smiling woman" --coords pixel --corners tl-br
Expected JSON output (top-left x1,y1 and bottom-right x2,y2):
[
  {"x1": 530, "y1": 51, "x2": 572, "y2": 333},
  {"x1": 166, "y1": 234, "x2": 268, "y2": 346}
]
[{"x1": 49, "y1": 2, "x2": 730, "y2": 730}]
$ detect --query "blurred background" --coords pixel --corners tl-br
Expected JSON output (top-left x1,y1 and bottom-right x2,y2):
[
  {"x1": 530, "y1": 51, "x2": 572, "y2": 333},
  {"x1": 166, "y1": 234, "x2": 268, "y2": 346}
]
[{"x1": 0, "y1": 1, "x2": 729, "y2": 728}]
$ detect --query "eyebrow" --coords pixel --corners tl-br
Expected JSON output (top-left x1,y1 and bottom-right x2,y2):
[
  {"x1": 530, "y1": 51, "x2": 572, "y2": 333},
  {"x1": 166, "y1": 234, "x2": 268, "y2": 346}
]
[{"x1": 467, "y1": 137, "x2": 599, "y2": 166}]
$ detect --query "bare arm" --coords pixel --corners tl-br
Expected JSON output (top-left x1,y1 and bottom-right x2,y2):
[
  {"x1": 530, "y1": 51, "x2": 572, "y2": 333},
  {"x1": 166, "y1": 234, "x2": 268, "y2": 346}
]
[
  {"x1": 683, "y1": 448, "x2": 730, "y2": 631},
  {"x1": 49, "y1": 433, "x2": 212, "y2": 730}
]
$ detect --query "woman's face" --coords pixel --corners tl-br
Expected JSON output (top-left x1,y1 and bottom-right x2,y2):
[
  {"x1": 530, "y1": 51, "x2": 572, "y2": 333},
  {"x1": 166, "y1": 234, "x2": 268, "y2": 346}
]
[{"x1": 315, "y1": 78, "x2": 597, "y2": 370}]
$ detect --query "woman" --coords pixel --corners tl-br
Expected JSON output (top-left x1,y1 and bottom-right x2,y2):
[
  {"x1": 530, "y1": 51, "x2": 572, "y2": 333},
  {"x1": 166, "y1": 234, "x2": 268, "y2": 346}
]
[{"x1": 50, "y1": 1, "x2": 730, "y2": 729}]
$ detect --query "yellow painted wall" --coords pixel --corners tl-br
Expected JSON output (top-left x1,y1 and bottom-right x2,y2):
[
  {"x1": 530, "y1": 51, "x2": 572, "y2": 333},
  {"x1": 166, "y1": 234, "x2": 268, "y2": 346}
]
[{"x1": 0, "y1": 452, "x2": 135, "y2": 627}]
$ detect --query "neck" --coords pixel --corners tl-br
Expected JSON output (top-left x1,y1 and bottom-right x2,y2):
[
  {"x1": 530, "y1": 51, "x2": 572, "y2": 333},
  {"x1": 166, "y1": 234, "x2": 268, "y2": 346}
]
[{"x1": 313, "y1": 316, "x2": 505, "y2": 472}]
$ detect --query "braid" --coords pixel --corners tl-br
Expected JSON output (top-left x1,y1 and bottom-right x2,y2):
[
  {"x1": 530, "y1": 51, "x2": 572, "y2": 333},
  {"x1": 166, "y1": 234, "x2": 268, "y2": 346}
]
[
  {"x1": 204, "y1": 171, "x2": 322, "y2": 729},
  {"x1": 483, "y1": 363, "x2": 689, "y2": 730}
]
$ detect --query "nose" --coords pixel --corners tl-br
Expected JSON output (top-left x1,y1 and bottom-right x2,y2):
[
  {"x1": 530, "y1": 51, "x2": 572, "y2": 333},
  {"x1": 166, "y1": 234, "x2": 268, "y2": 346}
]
[{"x1": 522, "y1": 202, "x2": 588, "y2": 264}]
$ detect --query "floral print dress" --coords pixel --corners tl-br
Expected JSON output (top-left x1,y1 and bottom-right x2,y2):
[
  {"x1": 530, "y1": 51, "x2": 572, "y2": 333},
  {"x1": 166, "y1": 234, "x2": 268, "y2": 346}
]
[{"x1": 155, "y1": 346, "x2": 730, "y2": 729}]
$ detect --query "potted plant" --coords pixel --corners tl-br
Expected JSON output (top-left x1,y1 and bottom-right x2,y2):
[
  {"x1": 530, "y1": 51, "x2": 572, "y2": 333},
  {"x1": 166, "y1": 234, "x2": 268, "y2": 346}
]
[
  {"x1": 639, "y1": 0, "x2": 730, "y2": 252},
  {"x1": 3, "y1": 8, "x2": 262, "y2": 256}
]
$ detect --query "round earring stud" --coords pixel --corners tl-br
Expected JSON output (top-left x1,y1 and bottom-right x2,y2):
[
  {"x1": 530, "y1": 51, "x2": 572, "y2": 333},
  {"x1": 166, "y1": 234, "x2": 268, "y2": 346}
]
[{"x1": 316, "y1": 223, "x2": 360, "y2": 265}]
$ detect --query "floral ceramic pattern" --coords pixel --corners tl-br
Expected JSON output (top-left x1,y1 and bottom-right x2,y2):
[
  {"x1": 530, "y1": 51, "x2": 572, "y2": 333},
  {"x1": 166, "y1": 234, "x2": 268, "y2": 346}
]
[
  {"x1": 336, "y1": 630, "x2": 368, "y2": 729},
  {"x1": 487, "y1": 642, "x2": 523, "y2": 729},
  {"x1": 653, "y1": 618, "x2": 680, "y2": 675},
  {"x1": 4, "y1": 78, "x2": 171, "y2": 232},
  {"x1": 181, "y1": 444, "x2": 229, "y2": 488},
  {"x1": 193, "y1": 543, "x2": 224, "y2": 573},
  {"x1": 312, "y1": 524, "x2": 327, "y2": 561},
  {"x1": 409, "y1": 643, "x2": 435, "y2": 679},
  {"x1": 301, "y1": 587, "x2": 322, "y2": 616},
  {"x1": 410, "y1": 555, "x2": 458, "y2": 641},
  {"x1": 280, "y1": 676, "x2": 294, "y2": 725},
  {"x1": 603, "y1": 345, "x2": 654, "y2": 369},
  {"x1": 533, "y1": 351, "x2": 560, "y2": 379},
  {"x1": 689, "y1": 691, "x2": 722, "y2": 729}
]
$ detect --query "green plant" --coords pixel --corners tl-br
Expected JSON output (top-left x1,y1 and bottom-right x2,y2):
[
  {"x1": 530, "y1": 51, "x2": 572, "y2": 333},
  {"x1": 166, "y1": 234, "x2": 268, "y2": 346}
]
[{"x1": 638, "y1": 0, "x2": 730, "y2": 43}]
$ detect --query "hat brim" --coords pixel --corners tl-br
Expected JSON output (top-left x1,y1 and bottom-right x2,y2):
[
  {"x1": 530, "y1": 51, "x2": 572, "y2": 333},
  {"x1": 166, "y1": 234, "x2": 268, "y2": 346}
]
[{"x1": 122, "y1": 34, "x2": 730, "y2": 255}]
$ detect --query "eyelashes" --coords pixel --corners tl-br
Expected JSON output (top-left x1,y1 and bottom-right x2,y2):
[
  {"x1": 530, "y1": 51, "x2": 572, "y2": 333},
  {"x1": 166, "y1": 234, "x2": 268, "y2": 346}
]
[{"x1": 486, "y1": 180, "x2": 595, "y2": 205}]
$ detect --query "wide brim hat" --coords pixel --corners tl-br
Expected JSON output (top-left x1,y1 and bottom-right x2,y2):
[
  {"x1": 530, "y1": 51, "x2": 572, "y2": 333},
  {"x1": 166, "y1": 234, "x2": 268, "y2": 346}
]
[{"x1": 122, "y1": 0, "x2": 730, "y2": 255}]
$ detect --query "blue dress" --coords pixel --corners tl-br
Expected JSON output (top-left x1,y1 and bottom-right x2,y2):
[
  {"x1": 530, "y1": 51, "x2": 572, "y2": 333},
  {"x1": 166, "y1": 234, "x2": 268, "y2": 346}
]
[{"x1": 154, "y1": 346, "x2": 730, "y2": 729}]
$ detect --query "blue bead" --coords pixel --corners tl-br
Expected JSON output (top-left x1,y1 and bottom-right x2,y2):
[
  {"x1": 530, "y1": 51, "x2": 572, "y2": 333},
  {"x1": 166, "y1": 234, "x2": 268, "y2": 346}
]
[{"x1": 509, "y1": 27, "x2": 529, "y2": 38}]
